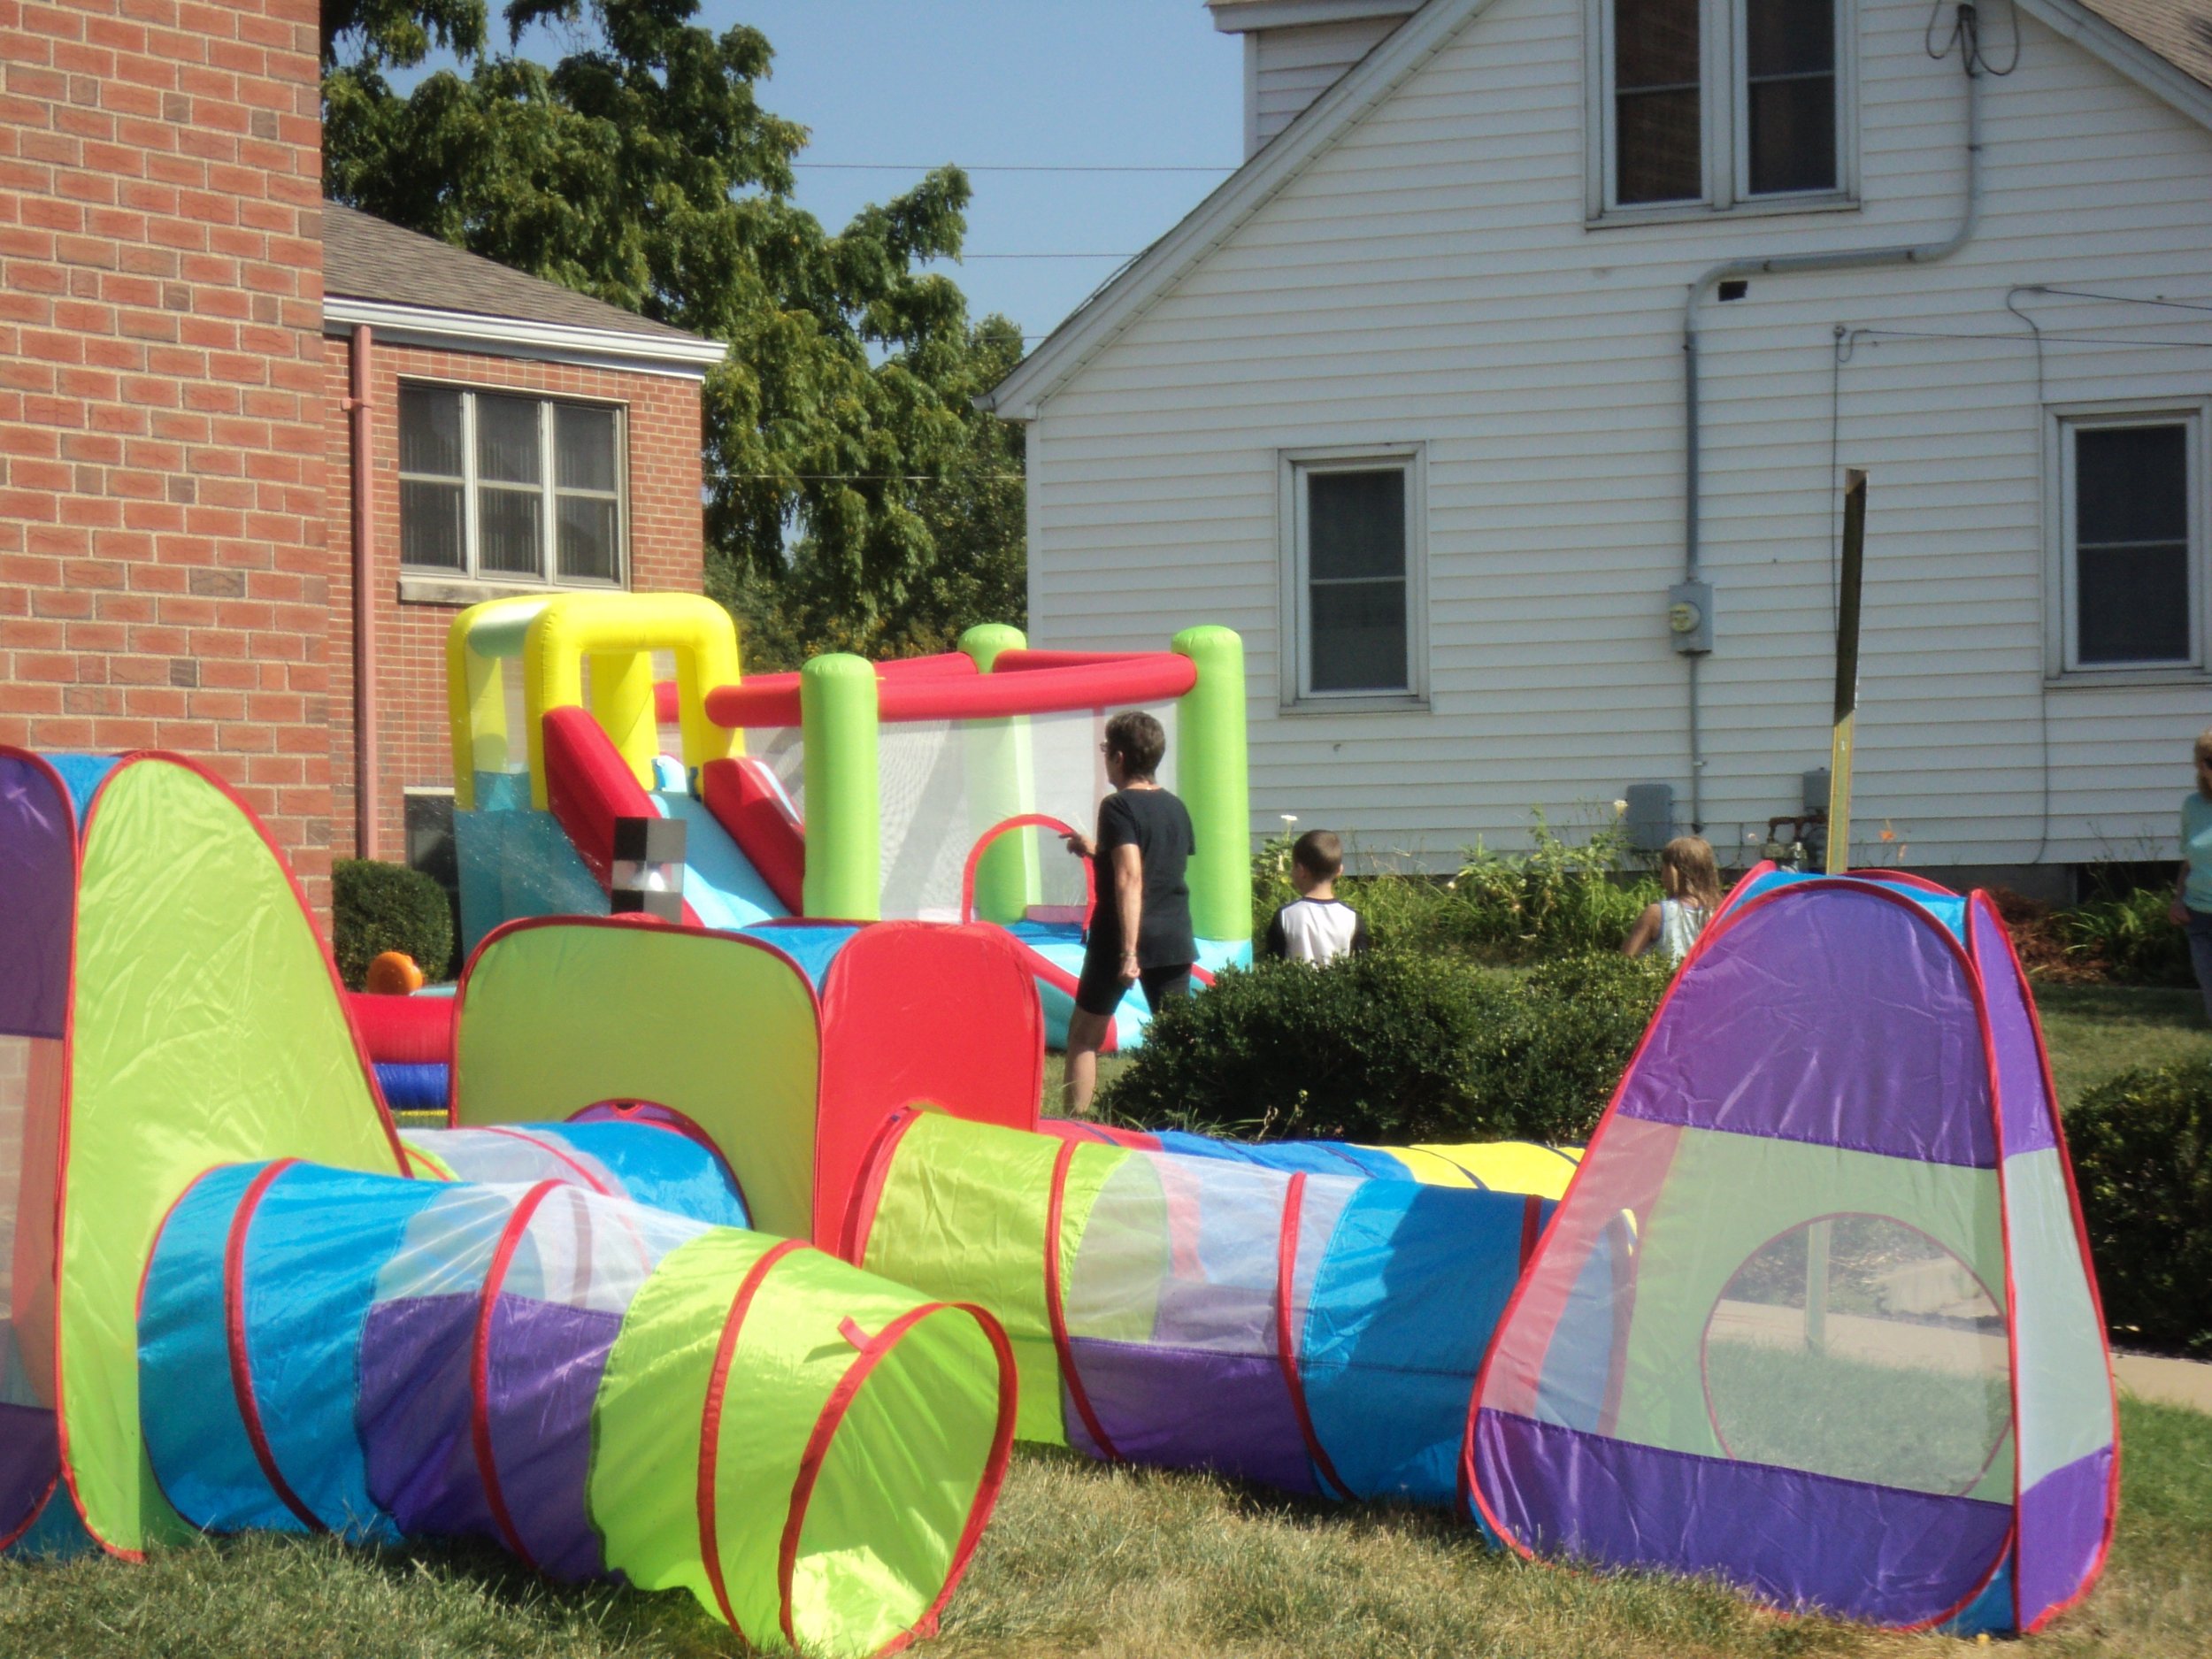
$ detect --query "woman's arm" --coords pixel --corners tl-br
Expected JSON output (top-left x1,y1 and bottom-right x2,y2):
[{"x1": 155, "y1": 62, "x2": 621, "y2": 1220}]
[
  {"x1": 1113, "y1": 844, "x2": 1144, "y2": 984},
  {"x1": 1622, "y1": 902, "x2": 1662, "y2": 958}
]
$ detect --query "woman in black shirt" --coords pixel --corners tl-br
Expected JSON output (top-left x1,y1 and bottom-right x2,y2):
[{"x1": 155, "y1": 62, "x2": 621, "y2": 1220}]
[{"x1": 1061, "y1": 710, "x2": 1195, "y2": 1115}]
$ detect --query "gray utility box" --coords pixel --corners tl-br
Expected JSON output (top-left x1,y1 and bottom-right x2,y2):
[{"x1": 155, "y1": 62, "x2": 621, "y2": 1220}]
[
  {"x1": 1667, "y1": 580, "x2": 1715, "y2": 655},
  {"x1": 1624, "y1": 783, "x2": 1675, "y2": 854}
]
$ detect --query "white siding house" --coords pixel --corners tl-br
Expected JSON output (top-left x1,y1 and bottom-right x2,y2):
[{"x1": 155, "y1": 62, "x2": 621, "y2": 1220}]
[{"x1": 988, "y1": 0, "x2": 2212, "y2": 891}]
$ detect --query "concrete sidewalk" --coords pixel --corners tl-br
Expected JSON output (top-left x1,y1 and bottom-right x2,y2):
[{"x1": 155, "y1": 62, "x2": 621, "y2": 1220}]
[{"x1": 2114, "y1": 1351, "x2": 2212, "y2": 1414}]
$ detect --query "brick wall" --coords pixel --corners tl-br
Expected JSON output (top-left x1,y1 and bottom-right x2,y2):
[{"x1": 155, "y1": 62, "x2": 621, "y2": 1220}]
[
  {"x1": 323, "y1": 335, "x2": 704, "y2": 861},
  {"x1": 0, "y1": 0, "x2": 334, "y2": 902}
]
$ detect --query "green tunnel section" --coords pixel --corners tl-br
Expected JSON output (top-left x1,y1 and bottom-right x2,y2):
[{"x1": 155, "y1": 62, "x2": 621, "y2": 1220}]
[
  {"x1": 855, "y1": 1114, "x2": 1125, "y2": 1446},
  {"x1": 453, "y1": 920, "x2": 821, "y2": 1243},
  {"x1": 591, "y1": 1229, "x2": 1010, "y2": 1655},
  {"x1": 61, "y1": 758, "x2": 403, "y2": 1555}
]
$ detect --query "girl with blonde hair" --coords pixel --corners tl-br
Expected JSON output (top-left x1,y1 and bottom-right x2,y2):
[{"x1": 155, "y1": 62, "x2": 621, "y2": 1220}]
[{"x1": 1624, "y1": 835, "x2": 1724, "y2": 964}]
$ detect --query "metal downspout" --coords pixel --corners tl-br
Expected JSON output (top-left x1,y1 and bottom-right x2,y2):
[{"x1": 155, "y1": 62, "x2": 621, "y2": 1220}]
[
  {"x1": 1678, "y1": 10, "x2": 1984, "y2": 831},
  {"x1": 348, "y1": 324, "x2": 380, "y2": 862}
]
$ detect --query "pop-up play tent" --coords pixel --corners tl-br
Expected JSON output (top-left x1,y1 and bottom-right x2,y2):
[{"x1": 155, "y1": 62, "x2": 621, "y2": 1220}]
[
  {"x1": 0, "y1": 749, "x2": 1017, "y2": 1656},
  {"x1": 1466, "y1": 868, "x2": 2117, "y2": 1636}
]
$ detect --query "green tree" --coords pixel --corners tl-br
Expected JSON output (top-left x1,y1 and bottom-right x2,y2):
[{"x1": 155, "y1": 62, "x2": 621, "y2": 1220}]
[{"x1": 321, "y1": 0, "x2": 1025, "y2": 657}]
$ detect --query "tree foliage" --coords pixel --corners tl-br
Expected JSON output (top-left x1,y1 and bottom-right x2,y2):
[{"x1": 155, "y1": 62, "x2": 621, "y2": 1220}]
[{"x1": 321, "y1": 0, "x2": 1026, "y2": 659}]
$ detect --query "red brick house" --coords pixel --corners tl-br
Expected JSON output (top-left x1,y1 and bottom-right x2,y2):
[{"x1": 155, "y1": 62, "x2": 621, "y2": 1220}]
[
  {"x1": 320, "y1": 203, "x2": 723, "y2": 874},
  {"x1": 0, "y1": 0, "x2": 721, "y2": 910}
]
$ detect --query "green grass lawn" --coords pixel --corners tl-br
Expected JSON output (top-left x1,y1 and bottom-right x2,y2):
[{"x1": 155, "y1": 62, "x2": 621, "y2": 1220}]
[
  {"x1": 2034, "y1": 985, "x2": 2212, "y2": 1110},
  {"x1": 5, "y1": 987, "x2": 2207, "y2": 1657}
]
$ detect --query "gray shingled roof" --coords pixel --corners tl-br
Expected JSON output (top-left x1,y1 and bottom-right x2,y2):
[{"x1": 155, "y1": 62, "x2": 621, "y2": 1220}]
[
  {"x1": 2078, "y1": 0, "x2": 2212, "y2": 87},
  {"x1": 321, "y1": 201, "x2": 707, "y2": 343}
]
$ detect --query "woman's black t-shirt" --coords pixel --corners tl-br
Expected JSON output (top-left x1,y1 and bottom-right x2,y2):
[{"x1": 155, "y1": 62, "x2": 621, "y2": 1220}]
[{"x1": 1087, "y1": 787, "x2": 1198, "y2": 969}]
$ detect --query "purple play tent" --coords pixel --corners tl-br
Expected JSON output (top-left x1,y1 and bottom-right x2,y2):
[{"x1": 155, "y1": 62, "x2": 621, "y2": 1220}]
[{"x1": 1466, "y1": 868, "x2": 2118, "y2": 1635}]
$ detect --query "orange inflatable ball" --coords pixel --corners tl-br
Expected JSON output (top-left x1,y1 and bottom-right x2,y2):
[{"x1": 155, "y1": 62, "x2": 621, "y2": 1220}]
[{"x1": 365, "y1": 951, "x2": 425, "y2": 995}]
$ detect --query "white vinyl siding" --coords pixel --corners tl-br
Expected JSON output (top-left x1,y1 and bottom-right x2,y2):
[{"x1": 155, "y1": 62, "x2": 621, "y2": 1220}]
[
  {"x1": 400, "y1": 385, "x2": 626, "y2": 588},
  {"x1": 1249, "y1": 17, "x2": 1409, "y2": 154},
  {"x1": 1025, "y1": 0, "x2": 2212, "y2": 872}
]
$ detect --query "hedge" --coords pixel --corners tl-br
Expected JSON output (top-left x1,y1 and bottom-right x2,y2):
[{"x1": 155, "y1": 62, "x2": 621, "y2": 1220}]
[
  {"x1": 332, "y1": 859, "x2": 456, "y2": 992},
  {"x1": 1097, "y1": 949, "x2": 1668, "y2": 1148},
  {"x1": 2066, "y1": 1061, "x2": 2212, "y2": 1358}
]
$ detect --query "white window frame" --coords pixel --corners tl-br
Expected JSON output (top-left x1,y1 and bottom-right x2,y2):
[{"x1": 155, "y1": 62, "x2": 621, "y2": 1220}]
[
  {"x1": 1278, "y1": 444, "x2": 1429, "y2": 712},
  {"x1": 397, "y1": 382, "x2": 629, "y2": 590},
  {"x1": 1585, "y1": 0, "x2": 1856, "y2": 224},
  {"x1": 2045, "y1": 398, "x2": 2211, "y2": 683}
]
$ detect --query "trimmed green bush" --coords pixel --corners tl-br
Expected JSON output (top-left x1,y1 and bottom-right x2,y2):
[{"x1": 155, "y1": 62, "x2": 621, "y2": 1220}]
[
  {"x1": 332, "y1": 859, "x2": 456, "y2": 991},
  {"x1": 1097, "y1": 949, "x2": 1667, "y2": 1147},
  {"x1": 2067, "y1": 1062, "x2": 2212, "y2": 1357}
]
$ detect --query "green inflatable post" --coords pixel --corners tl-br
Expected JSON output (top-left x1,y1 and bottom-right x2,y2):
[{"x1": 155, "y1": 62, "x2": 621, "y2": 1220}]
[
  {"x1": 960, "y1": 624, "x2": 1039, "y2": 926},
  {"x1": 801, "y1": 654, "x2": 881, "y2": 920},
  {"x1": 1171, "y1": 626, "x2": 1251, "y2": 947}
]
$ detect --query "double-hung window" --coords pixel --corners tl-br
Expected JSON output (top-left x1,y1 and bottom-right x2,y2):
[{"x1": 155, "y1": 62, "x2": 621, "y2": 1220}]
[
  {"x1": 2051, "y1": 405, "x2": 2208, "y2": 676},
  {"x1": 1595, "y1": 0, "x2": 1847, "y2": 216},
  {"x1": 400, "y1": 385, "x2": 626, "y2": 587},
  {"x1": 1282, "y1": 449, "x2": 1427, "y2": 708}
]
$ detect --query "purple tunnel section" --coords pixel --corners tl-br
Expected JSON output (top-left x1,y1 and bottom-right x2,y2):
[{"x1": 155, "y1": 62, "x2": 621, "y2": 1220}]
[
  {"x1": 357, "y1": 1294, "x2": 621, "y2": 1579},
  {"x1": 0, "y1": 750, "x2": 74, "y2": 1041},
  {"x1": 1064, "y1": 1340, "x2": 1318, "y2": 1496},
  {"x1": 1474, "y1": 1411, "x2": 2013, "y2": 1628},
  {"x1": 1617, "y1": 884, "x2": 1994, "y2": 1168}
]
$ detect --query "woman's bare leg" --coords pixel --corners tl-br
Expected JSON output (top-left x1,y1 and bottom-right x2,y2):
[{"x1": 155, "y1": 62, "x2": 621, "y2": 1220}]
[{"x1": 1064, "y1": 1008, "x2": 1112, "y2": 1116}]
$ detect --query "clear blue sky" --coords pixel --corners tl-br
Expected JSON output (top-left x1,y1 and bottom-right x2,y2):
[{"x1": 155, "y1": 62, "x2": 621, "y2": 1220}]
[{"x1": 685, "y1": 2, "x2": 1245, "y2": 343}]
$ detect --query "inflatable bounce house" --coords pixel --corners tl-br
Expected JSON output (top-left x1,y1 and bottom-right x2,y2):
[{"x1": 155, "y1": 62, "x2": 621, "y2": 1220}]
[{"x1": 442, "y1": 592, "x2": 1253, "y2": 1050}]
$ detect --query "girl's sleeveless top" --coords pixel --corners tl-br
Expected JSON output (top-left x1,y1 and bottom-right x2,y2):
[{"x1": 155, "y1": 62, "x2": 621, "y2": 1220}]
[{"x1": 1658, "y1": 898, "x2": 1710, "y2": 964}]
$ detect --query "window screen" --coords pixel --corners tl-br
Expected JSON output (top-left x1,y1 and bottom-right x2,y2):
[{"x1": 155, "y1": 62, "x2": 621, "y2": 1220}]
[
  {"x1": 399, "y1": 387, "x2": 465, "y2": 570},
  {"x1": 1743, "y1": 0, "x2": 1836, "y2": 196},
  {"x1": 2073, "y1": 422, "x2": 2192, "y2": 665},
  {"x1": 1615, "y1": 0, "x2": 1702, "y2": 204},
  {"x1": 398, "y1": 388, "x2": 625, "y2": 586},
  {"x1": 1303, "y1": 467, "x2": 1409, "y2": 695}
]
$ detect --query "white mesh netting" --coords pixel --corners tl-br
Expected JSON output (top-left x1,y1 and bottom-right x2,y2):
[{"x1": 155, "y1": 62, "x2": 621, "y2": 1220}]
[{"x1": 877, "y1": 703, "x2": 1179, "y2": 923}]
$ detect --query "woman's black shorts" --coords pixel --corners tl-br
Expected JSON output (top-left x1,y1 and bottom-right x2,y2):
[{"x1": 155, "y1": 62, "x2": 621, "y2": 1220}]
[{"x1": 1073, "y1": 954, "x2": 1193, "y2": 1018}]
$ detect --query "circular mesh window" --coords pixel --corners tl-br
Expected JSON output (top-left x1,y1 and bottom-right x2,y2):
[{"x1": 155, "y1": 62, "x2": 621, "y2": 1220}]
[{"x1": 1701, "y1": 1214, "x2": 2011, "y2": 1496}]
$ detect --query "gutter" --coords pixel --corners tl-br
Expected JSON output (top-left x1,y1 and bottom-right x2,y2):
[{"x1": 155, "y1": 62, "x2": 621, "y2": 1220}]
[
  {"x1": 346, "y1": 325, "x2": 380, "y2": 862},
  {"x1": 1679, "y1": 4, "x2": 1985, "y2": 830}
]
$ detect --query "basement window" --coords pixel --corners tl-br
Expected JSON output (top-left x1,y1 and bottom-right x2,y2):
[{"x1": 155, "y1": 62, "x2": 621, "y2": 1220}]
[
  {"x1": 399, "y1": 386, "x2": 626, "y2": 588},
  {"x1": 2054, "y1": 409, "x2": 2205, "y2": 674}
]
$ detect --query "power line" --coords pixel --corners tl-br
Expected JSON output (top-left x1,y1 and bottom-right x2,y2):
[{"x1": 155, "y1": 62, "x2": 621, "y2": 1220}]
[
  {"x1": 795, "y1": 162, "x2": 1234, "y2": 173},
  {"x1": 728, "y1": 472, "x2": 1025, "y2": 483},
  {"x1": 954, "y1": 252, "x2": 1136, "y2": 260}
]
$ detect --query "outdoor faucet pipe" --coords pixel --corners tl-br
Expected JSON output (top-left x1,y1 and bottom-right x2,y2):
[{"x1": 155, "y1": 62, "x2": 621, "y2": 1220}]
[{"x1": 1678, "y1": 7, "x2": 1984, "y2": 828}]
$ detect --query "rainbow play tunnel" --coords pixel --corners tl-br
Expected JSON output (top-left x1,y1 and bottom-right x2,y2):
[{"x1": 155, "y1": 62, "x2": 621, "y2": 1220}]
[
  {"x1": 845, "y1": 1112, "x2": 1548, "y2": 1506},
  {"x1": 140, "y1": 1159, "x2": 1013, "y2": 1656}
]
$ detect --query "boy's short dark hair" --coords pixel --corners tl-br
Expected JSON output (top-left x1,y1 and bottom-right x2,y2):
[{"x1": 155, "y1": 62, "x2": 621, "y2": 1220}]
[
  {"x1": 1292, "y1": 830, "x2": 1344, "y2": 879},
  {"x1": 1104, "y1": 710, "x2": 1166, "y2": 779}
]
